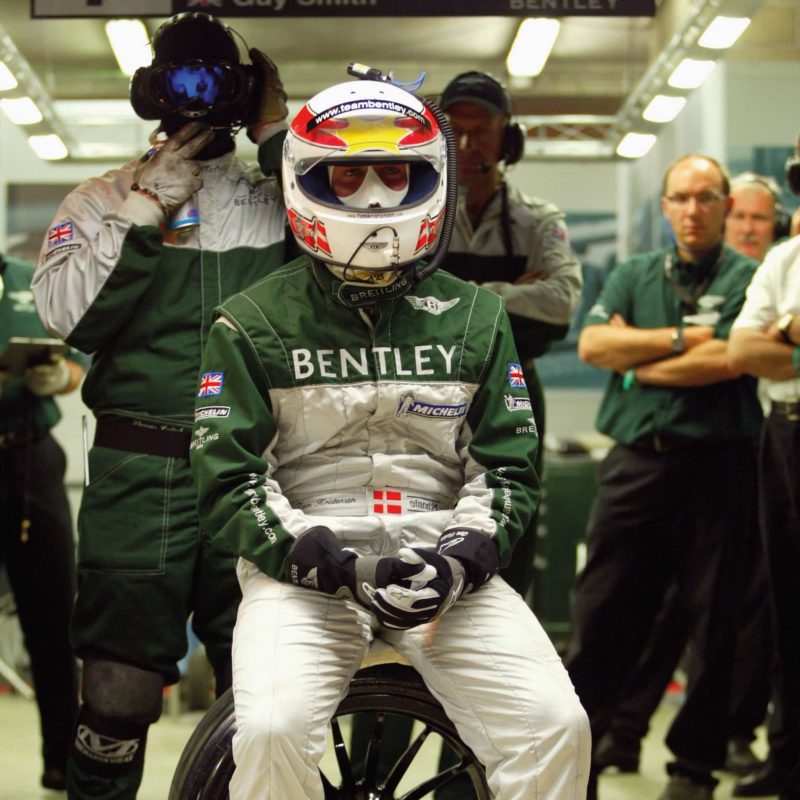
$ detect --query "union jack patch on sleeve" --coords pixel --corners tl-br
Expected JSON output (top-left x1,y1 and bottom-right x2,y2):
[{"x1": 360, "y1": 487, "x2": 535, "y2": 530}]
[
  {"x1": 508, "y1": 363, "x2": 526, "y2": 388},
  {"x1": 198, "y1": 372, "x2": 224, "y2": 397},
  {"x1": 48, "y1": 221, "x2": 74, "y2": 248}
]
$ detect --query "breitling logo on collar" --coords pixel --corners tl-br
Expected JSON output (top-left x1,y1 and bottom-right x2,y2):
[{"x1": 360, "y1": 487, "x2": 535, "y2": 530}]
[
  {"x1": 337, "y1": 274, "x2": 413, "y2": 308},
  {"x1": 405, "y1": 295, "x2": 460, "y2": 315}
]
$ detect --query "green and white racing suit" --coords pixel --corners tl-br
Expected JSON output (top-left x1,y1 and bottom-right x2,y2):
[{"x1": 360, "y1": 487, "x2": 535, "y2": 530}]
[{"x1": 190, "y1": 256, "x2": 590, "y2": 799}]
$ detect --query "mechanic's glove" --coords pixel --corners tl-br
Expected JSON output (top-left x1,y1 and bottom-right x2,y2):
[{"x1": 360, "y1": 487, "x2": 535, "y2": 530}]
[
  {"x1": 24, "y1": 355, "x2": 71, "y2": 397},
  {"x1": 284, "y1": 526, "x2": 437, "y2": 611},
  {"x1": 130, "y1": 122, "x2": 215, "y2": 217},
  {"x1": 246, "y1": 48, "x2": 289, "y2": 143}
]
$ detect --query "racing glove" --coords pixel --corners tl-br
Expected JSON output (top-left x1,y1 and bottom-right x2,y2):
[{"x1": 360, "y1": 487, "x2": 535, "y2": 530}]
[
  {"x1": 246, "y1": 48, "x2": 289, "y2": 144},
  {"x1": 370, "y1": 529, "x2": 500, "y2": 630},
  {"x1": 24, "y1": 355, "x2": 71, "y2": 397},
  {"x1": 284, "y1": 526, "x2": 437, "y2": 611},
  {"x1": 127, "y1": 122, "x2": 215, "y2": 220}
]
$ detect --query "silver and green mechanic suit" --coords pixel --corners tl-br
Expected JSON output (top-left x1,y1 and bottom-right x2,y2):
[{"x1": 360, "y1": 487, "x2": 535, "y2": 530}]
[{"x1": 32, "y1": 145, "x2": 287, "y2": 797}]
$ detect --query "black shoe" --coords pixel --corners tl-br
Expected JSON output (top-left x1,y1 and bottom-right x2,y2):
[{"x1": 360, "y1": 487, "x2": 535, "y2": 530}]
[
  {"x1": 594, "y1": 732, "x2": 641, "y2": 773},
  {"x1": 734, "y1": 763, "x2": 790, "y2": 797},
  {"x1": 41, "y1": 766, "x2": 67, "y2": 791},
  {"x1": 726, "y1": 738, "x2": 764, "y2": 777},
  {"x1": 658, "y1": 774, "x2": 714, "y2": 800}
]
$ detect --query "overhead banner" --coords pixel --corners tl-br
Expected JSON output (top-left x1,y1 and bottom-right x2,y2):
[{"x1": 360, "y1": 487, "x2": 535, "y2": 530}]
[{"x1": 32, "y1": 0, "x2": 656, "y2": 18}]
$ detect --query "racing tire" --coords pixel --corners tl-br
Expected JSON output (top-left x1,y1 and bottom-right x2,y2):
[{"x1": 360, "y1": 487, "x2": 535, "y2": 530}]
[{"x1": 168, "y1": 662, "x2": 490, "y2": 799}]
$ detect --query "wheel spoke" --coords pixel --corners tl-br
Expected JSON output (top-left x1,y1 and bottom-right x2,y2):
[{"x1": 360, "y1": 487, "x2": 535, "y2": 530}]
[
  {"x1": 382, "y1": 723, "x2": 431, "y2": 792},
  {"x1": 362, "y1": 710, "x2": 386, "y2": 787},
  {"x1": 329, "y1": 716, "x2": 355, "y2": 788}
]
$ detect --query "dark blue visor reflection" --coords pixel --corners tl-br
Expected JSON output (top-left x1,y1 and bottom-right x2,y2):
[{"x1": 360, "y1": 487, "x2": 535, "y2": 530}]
[{"x1": 163, "y1": 64, "x2": 229, "y2": 104}]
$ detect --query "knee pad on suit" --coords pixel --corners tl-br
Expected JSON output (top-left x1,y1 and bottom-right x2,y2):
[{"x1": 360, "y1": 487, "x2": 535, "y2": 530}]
[{"x1": 82, "y1": 657, "x2": 164, "y2": 724}]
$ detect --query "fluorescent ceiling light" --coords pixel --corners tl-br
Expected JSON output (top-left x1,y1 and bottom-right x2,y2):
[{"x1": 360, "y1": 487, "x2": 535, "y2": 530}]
[
  {"x1": 105, "y1": 19, "x2": 151, "y2": 77},
  {"x1": 28, "y1": 133, "x2": 68, "y2": 160},
  {"x1": 668, "y1": 59, "x2": 716, "y2": 90},
  {"x1": 506, "y1": 18, "x2": 561, "y2": 78},
  {"x1": 699, "y1": 16, "x2": 751, "y2": 49},
  {"x1": 642, "y1": 95, "x2": 687, "y2": 123},
  {"x1": 0, "y1": 62, "x2": 17, "y2": 91},
  {"x1": 616, "y1": 132, "x2": 657, "y2": 159},
  {"x1": 0, "y1": 96, "x2": 42, "y2": 124}
]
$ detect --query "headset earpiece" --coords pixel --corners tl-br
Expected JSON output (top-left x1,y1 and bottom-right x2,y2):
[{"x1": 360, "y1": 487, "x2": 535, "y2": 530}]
[
  {"x1": 786, "y1": 151, "x2": 800, "y2": 196},
  {"x1": 501, "y1": 122, "x2": 526, "y2": 166},
  {"x1": 129, "y1": 67, "x2": 161, "y2": 120}
]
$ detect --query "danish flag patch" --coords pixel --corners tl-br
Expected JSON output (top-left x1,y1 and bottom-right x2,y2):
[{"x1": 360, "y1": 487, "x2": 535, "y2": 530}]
[{"x1": 373, "y1": 490, "x2": 402, "y2": 514}]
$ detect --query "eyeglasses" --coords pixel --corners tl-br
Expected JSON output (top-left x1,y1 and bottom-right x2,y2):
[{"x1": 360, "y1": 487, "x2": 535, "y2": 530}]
[{"x1": 664, "y1": 190, "x2": 726, "y2": 208}]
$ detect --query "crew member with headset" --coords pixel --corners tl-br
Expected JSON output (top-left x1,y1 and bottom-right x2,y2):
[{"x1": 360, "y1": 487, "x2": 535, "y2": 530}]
[
  {"x1": 32, "y1": 12, "x2": 289, "y2": 798},
  {"x1": 348, "y1": 71, "x2": 584, "y2": 799},
  {"x1": 725, "y1": 172, "x2": 792, "y2": 262},
  {"x1": 0, "y1": 252, "x2": 84, "y2": 792},
  {"x1": 438, "y1": 71, "x2": 582, "y2": 602}
]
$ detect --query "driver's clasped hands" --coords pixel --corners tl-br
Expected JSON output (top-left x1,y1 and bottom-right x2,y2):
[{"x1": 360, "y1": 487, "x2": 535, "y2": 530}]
[
  {"x1": 131, "y1": 121, "x2": 215, "y2": 217},
  {"x1": 285, "y1": 527, "x2": 464, "y2": 629},
  {"x1": 365, "y1": 548, "x2": 466, "y2": 630}
]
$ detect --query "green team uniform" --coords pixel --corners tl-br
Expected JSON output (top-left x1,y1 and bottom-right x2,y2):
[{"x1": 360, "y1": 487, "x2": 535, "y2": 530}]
[
  {"x1": 32, "y1": 153, "x2": 287, "y2": 682},
  {"x1": 584, "y1": 244, "x2": 762, "y2": 442}
]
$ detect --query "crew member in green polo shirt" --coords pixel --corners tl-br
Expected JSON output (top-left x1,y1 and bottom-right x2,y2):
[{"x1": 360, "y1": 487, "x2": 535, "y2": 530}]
[
  {"x1": 0, "y1": 253, "x2": 84, "y2": 792},
  {"x1": 564, "y1": 154, "x2": 763, "y2": 800}
]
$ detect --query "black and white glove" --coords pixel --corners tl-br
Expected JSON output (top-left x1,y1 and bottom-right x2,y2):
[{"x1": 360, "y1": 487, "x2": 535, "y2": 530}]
[
  {"x1": 369, "y1": 529, "x2": 500, "y2": 630},
  {"x1": 130, "y1": 122, "x2": 215, "y2": 217},
  {"x1": 284, "y1": 526, "x2": 437, "y2": 611},
  {"x1": 246, "y1": 48, "x2": 289, "y2": 144}
]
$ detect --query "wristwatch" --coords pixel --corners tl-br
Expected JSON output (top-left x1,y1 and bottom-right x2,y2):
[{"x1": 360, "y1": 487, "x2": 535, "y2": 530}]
[
  {"x1": 670, "y1": 326, "x2": 685, "y2": 355},
  {"x1": 777, "y1": 312, "x2": 795, "y2": 344}
]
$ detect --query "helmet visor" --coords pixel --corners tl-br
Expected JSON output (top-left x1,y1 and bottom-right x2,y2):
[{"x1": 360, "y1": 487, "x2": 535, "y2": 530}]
[
  {"x1": 298, "y1": 158, "x2": 439, "y2": 212},
  {"x1": 330, "y1": 163, "x2": 409, "y2": 208}
]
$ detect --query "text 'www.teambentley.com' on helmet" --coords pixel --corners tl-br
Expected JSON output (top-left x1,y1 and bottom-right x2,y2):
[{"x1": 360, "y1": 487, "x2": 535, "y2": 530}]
[{"x1": 282, "y1": 79, "x2": 448, "y2": 272}]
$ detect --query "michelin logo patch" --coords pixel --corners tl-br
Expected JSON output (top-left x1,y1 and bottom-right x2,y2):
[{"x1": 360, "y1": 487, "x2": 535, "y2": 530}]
[
  {"x1": 504, "y1": 394, "x2": 532, "y2": 412},
  {"x1": 195, "y1": 405, "x2": 230, "y2": 421},
  {"x1": 397, "y1": 394, "x2": 467, "y2": 419}
]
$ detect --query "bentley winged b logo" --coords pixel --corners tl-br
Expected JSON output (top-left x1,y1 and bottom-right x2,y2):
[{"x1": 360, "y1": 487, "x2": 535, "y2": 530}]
[{"x1": 404, "y1": 296, "x2": 460, "y2": 316}]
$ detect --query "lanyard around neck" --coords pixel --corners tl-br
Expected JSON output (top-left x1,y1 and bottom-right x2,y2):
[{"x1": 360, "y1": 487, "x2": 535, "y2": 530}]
[{"x1": 663, "y1": 250, "x2": 722, "y2": 313}]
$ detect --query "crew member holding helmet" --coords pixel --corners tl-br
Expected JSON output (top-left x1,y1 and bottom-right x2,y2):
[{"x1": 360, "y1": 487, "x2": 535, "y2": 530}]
[
  {"x1": 32, "y1": 12, "x2": 289, "y2": 799},
  {"x1": 190, "y1": 68, "x2": 590, "y2": 799}
]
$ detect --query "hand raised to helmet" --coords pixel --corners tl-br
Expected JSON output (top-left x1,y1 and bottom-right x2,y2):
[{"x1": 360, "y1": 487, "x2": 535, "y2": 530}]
[
  {"x1": 131, "y1": 122, "x2": 215, "y2": 217},
  {"x1": 247, "y1": 48, "x2": 288, "y2": 143}
]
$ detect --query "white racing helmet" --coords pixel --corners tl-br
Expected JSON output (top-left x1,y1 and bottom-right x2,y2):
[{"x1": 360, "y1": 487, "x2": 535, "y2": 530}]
[{"x1": 282, "y1": 79, "x2": 447, "y2": 272}]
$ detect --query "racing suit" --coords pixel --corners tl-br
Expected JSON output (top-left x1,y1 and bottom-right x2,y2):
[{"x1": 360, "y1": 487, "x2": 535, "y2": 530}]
[
  {"x1": 445, "y1": 182, "x2": 582, "y2": 599},
  {"x1": 32, "y1": 150, "x2": 286, "y2": 798},
  {"x1": 190, "y1": 256, "x2": 590, "y2": 799}
]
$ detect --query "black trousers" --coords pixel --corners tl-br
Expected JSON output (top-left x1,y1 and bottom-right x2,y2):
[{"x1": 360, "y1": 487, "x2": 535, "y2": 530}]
[
  {"x1": 565, "y1": 439, "x2": 755, "y2": 782},
  {"x1": 0, "y1": 433, "x2": 79, "y2": 772},
  {"x1": 759, "y1": 412, "x2": 800, "y2": 794},
  {"x1": 608, "y1": 491, "x2": 771, "y2": 744}
]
